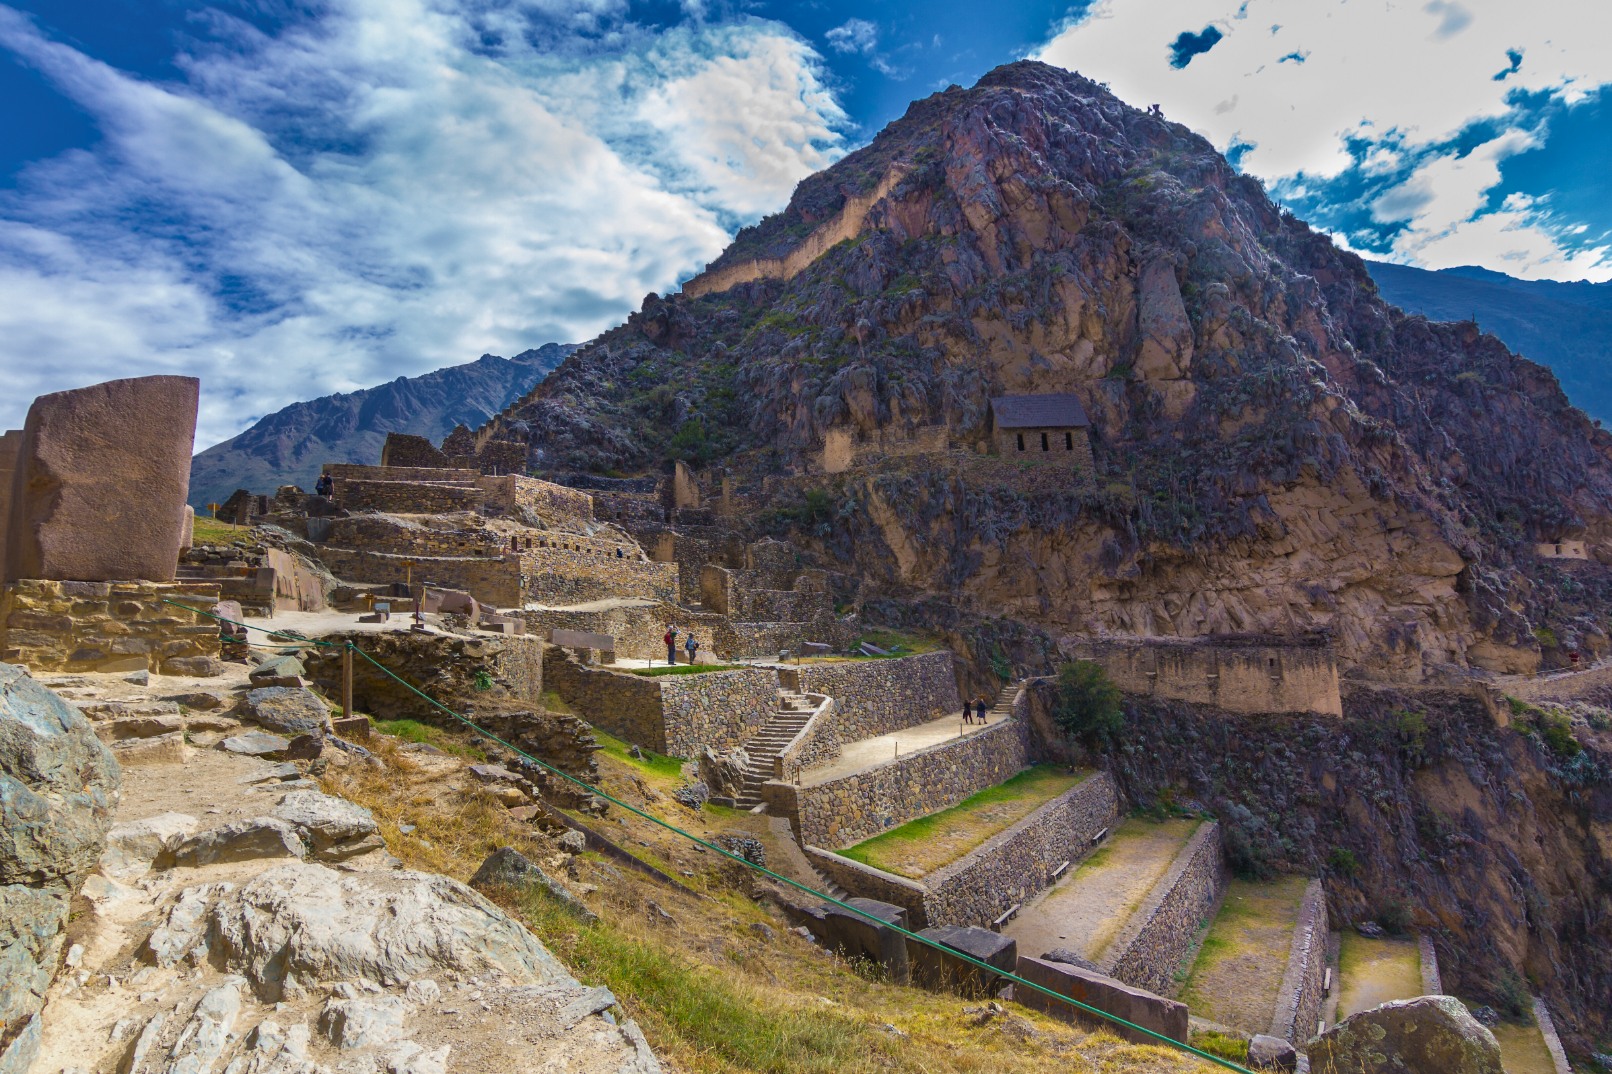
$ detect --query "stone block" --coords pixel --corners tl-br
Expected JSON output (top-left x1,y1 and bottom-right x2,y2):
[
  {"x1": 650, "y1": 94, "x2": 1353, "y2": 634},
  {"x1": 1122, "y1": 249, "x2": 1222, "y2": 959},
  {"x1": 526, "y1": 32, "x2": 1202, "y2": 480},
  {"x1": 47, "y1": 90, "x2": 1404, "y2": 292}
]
[
  {"x1": 1012, "y1": 955, "x2": 1188, "y2": 1045},
  {"x1": 4, "y1": 375, "x2": 199, "y2": 583},
  {"x1": 331, "y1": 715, "x2": 371, "y2": 742},
  {"x1": 910, "y1": 925, "x2": 1016, "y2": 998},
  {"x1": 816, "y1": 897, "x2": 911, "y2": 984},
  {"x1": 110, "y1": 731, "x2": 191, "y2": 766}
]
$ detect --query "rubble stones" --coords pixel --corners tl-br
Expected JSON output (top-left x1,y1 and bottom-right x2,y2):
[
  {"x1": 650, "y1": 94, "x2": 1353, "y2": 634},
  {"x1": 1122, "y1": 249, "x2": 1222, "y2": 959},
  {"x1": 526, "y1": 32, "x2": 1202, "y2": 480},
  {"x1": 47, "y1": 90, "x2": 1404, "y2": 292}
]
[
  {"x1": 470, "y1": 847, "x2": 598, "y2": 923},
  {"x1": 1309, "y1": 996, "x2": 1502, "y2": 1074},
  {"x1": 1248, "y1": 1034, "x2": 1298, "y2": 1071},
  {"x1": 101, "y1": 812, "x2": 198, "y2": 879},
  {"x1": 163, "y1": 817, "x2": 306, "y2": 867}
]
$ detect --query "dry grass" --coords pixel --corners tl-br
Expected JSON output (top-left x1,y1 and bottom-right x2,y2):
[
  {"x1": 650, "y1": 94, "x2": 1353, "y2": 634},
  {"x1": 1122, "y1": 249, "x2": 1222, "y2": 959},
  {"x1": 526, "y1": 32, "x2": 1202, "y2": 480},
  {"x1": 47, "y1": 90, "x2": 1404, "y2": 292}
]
[
  {"x1": 1334, "y1": 934, "x2": 1423, "y2": 1020},
  {"x1": 1176, "y1": 876, "x2": 1311, "y2": 1033},
  {"x1": 839, "y1": 766, "x2": 1086, "y2": 878},
  {"x1": 323, "y1": 729, "x2": 1224, "y2": 1074}
]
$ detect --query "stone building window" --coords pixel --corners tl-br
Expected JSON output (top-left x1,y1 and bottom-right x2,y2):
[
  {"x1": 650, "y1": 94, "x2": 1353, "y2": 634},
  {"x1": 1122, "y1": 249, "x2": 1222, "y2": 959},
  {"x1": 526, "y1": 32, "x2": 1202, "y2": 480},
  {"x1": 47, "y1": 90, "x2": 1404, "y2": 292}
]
[
  {"x1": 1041, "y1": 432, "x2": 1049, "y2": 451},
  {"x1": 1065, "y1": 431, "x2": 1074, "y2": 450},
  {"x1": 1016, "y1": 433, "x2": 1025, "y2": 451}
]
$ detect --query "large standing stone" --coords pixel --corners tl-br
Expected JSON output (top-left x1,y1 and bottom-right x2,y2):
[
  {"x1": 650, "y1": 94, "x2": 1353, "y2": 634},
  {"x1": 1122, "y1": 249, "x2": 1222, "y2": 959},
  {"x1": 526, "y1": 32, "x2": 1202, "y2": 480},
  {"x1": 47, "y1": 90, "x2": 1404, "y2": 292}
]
[
  {"x1": 1309, "y1": 996, "x2": 1502, "y2": 1074},
  {"x1": 0, "y1": 662, "x2": 119, "y2": 1074},
  {"x1": 242, "y1": 686, "x2": 330, "y2": 735},
  {"x1": 3, "y1": 375, "x2": 198, "y2": 583}
]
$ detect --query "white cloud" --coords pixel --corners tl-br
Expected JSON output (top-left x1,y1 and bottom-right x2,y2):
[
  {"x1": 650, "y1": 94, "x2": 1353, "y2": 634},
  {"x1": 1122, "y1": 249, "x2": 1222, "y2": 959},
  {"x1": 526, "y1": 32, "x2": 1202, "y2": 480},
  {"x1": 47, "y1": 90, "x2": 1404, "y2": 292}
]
[
  {"x1": 825, "y1": 18, "x2": 878, "y2": 55},
  {"x1": 0, "y1": 1, "x2": 845, "y2": 445},
  {"x1": 1038, "y1": 0, "x2": 1612, "y2": 282}
]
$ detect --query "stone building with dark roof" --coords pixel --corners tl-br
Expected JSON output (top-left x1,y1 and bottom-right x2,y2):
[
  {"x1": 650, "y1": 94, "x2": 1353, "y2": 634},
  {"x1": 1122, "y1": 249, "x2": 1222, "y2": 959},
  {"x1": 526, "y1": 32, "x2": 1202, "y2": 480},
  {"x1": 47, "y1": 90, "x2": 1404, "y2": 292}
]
[{"x1": 988, "y1": 393, "x2": 1093, "y2": 471}]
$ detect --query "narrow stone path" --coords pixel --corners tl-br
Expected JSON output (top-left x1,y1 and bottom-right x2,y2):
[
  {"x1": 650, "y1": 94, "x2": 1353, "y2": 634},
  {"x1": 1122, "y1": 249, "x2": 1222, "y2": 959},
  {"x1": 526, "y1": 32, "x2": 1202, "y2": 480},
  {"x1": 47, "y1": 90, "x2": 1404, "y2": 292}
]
[
  {"x1": 1003, "y1": 817, "x2": 1200, "y2": 965},
  {"x1": 801, "y1": 712, "x2": 992, "y2": 784}
]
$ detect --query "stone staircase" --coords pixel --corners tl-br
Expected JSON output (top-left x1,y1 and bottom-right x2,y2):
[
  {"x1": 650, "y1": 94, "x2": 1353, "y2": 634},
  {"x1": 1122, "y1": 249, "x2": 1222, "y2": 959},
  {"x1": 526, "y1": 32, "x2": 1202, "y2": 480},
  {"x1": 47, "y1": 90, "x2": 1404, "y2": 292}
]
[
  {"x1": 733, "y1": 693, "x2": 818, "y2": 809},
  {"x1": 987, "y1": 680, "x2": 1022, "y2": 720}
]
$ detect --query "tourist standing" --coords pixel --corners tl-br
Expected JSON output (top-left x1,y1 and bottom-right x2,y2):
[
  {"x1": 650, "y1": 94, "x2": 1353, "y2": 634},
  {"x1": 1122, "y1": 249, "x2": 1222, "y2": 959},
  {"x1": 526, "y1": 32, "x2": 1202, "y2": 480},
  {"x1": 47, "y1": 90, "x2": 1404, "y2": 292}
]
[
  {"x1": 975, "y1": 696, "x2": 989, "y2": 724},
  {"x1": 664, "y1": 626, "x2": 677, "y2": 666},
  {"x1": 685, "y1": 634, "x2": 700, "y2": 665},
  {"x1": 962, "y1": 698, "x2": 973, "y2": 726}
]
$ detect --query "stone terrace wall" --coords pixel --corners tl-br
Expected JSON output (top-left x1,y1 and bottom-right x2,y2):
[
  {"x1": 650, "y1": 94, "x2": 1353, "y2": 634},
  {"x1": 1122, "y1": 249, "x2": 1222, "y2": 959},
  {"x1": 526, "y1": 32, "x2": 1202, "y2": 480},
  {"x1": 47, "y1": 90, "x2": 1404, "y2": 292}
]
[
  {"x1": 315, "y1": 547, "x2": 523, "y2": 607},
  {"x1": 543, "y1": 649, "x2": 776, "y2": 756},
  {"x1": 1099, "y1": 821, "x2": 1226, "y2": 995},
  {"x1": 1270, "y1": 879, "x2": 1327, "y2": 1042},
  {"x1": 324, "y1": 463, "x2": 481, "y2": 484},
  {"x1": 1075, "y1": 638, "x2": 1343, "y2": 717},
  {"x1": 1, "y1": 579, "x2": 222, "y2": 674},
  {"x1": 480, "y1": 475, "x2": 595, "y2": 524},
  {"x1": 788, "y1": 716, "x2": 1029, "y2": 849},
  {"x1": 522, "y1": 549, "x2": 677, "y2": 605},
  {"x1": 925, "y1": 772, "x2": 1121, "y2": 929},
  {"x1": 803, "y1": 771, "x2": 1120, "y2": 930},
  {"x1": 658, "y1": 668, "x2": 776, "y2": 756},
  {"x1": 338, "y1": 479, "x2": 483, "y2": 515},
  {"x1": 790, "y1": 651, "x2": 961, "y2": 743},
  {"x1": 322, "y1": 516, "x2": 506, "y2": 558}
]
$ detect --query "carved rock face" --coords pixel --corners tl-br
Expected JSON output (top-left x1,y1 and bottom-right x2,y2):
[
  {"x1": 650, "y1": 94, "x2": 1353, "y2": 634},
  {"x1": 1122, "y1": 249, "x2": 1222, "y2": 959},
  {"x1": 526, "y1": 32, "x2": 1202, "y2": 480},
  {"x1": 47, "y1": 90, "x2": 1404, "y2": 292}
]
[{"x1": 1309, "y1": 995, "x2": 1502, "y2": 1074}]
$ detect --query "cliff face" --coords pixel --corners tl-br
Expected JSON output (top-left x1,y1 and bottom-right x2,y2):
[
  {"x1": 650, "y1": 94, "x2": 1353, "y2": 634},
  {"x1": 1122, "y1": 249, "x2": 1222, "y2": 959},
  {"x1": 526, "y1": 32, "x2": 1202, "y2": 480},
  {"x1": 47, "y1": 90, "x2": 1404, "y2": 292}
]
[
  {"x1": 189, "y1": 345, "x2": 572, "y2": 509},
  {"x1": 1367, "y1": 261, "x2": 1612, "y2": 425},
  {"x1": 495, "y1": 61, "x2": 1612, "y2": 681}
]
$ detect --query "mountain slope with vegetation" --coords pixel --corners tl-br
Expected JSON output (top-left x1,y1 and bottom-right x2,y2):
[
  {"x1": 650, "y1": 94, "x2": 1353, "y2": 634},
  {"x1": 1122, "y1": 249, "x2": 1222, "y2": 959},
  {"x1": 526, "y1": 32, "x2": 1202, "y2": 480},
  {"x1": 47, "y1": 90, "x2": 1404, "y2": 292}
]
[{"x1": 1366, "y1": 260, "x2": 1612, "y2": 424}]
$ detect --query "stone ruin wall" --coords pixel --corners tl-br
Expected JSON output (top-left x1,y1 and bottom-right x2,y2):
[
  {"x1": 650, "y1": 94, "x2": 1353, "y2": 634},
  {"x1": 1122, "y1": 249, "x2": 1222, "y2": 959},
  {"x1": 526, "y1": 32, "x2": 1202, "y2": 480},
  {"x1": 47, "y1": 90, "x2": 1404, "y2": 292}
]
[
  {"x1": 681, "y1": 165, "x2": 906, "y2": 299},
  {"x1": 788, "y1": 651, "x2": 962, "y2": 745},
  {"x1": 1270, "y1": 879, "x2": 1328, "y2": 1043},
  {"x1": 313, "y1": 547, "x2": 524, "y2": 607},
  {"x1": 321, "y1": 516, "x2": 507, "y2": 559},
  {"x1": 805, "y1": 770, "x2": 1121, "y2": 931},
  {"x1": 783, "y1": 715, "x2": 1029, "y2": 849},
  {"x1": 820, "y1": 424, "x2": 953, "y2": 474},
  {"x1": 481, "y1": 475, "x2": 596, "y2": 525},
  {"x1": 1, "y1": 579, "x2": 222, "y2": 675},
  {"x1": 543, "y1": 648, "x2": 775, "y2": 756},
  {"x1": 1075, "y1": 638, "x2": 1343, "y2": 717},
  {"x1": 522, "y1": 550, "x2": 678, "y2": 606},
  {"x1": 325, "y1": 463, "x2": 480, "y2": 484},
  {"x1": 1099, "y1": 821, "x2": 1227, "y2": 995},
  {"x1": 338, "y1": 479, "x2": 483, "y2": 515},
  {"x1": 923, "y1": 771, "x2": 1121, "y2": 930}
]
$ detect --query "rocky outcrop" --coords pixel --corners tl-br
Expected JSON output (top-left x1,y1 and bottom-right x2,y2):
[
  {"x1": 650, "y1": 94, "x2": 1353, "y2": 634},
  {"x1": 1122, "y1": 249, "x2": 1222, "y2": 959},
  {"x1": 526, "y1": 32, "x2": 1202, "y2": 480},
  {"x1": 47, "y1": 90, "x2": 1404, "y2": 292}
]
[
  {"x1": 0, "y1": 663, "x2": 118, "y2": 1074},
  {"x1": 1309, "y1": 995, "x2": 1502, "y2": 1074}
]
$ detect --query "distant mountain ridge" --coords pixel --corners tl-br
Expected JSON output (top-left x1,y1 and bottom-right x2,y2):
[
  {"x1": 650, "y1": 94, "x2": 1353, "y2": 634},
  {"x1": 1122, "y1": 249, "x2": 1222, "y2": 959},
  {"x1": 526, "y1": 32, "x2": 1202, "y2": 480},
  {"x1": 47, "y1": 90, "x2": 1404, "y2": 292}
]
[
  {"x1": 1366, "y1": 261, "x2": 1612, "y2": 423},
  {"x1": 188, "y1": 344, "x2": 574, "y2": 509}
]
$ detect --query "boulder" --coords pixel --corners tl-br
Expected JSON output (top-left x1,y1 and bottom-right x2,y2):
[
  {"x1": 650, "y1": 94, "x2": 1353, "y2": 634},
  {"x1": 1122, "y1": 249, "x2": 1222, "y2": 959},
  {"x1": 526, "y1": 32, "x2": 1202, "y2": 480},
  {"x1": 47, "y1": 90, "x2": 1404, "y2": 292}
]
[
  {"x1": 100, "y1": 811, "x2": 198, "y2": 879},
  {"x1": 1249, "y1": 1034, "x2": 1298, "y2": 1071},
  {"x1": 102, "y1": 713, "x2": 184, "y2": 740},
  {"x1": 271, "y1": 791, "x2": 385, "y2": 861},
  {"x1": 0, "y1": 663, "x2": 119, "y2": 1074},
  {"x1": 3, "y1": 375, "x2": 198, "y2": 583},
  {"x1": 470, "y1": 847, "x2": 597, "y2": 923},
  {"x1": 910, "y1": 925, "x2": 1016, "y2": 998},
  {"x1": 250, "y1": 655, "x2": 306, "y2": 688},
  {"x1": 146, "y1": 861, "x2": 577, "y2": 997},
  {"x1": 1309, "y1": 995, "x2": 1502, "y2": 1074},
  {"x1": 162, "y1": 817, "x2": 307, "y2": 867},
  {"x1": 319, "y1": 994, "x2": 409, "y2": 1049},
  {"x1": 162, "y1": 656, "x2": 227, "y2": 678},
  {"x1": 697, "y1": 747, "x2": 749, "y2": 800},
  {"x1": 242, "y1": 687, "x2": 330, "y2": 736},
  {"x1": 220, "y1": 731, "x2": 292, "y2": 758}
]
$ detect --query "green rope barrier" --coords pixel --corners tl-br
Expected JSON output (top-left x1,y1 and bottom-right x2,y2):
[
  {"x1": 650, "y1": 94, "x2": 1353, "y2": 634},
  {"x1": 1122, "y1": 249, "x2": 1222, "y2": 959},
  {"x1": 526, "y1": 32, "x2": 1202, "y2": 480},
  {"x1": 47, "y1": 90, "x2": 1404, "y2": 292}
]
[{"x1": 163, "y1": 600, "x2": 1254, "y2": 1073}]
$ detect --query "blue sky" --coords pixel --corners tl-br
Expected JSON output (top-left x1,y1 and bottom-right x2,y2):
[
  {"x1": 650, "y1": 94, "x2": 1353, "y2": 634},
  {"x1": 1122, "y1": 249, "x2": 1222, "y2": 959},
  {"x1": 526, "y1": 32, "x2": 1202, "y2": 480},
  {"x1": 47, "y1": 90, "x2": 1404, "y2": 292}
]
[{"x1": 2, "y1": 0, "x2": 1609, "y2": 446}]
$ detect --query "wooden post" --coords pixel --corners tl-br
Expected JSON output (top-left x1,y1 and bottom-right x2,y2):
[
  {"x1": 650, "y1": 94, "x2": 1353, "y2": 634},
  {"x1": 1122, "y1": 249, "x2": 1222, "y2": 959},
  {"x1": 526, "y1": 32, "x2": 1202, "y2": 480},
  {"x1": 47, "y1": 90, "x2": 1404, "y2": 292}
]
[{"x1": 342, "y1": 646, "x2": 353, "y2": 721}]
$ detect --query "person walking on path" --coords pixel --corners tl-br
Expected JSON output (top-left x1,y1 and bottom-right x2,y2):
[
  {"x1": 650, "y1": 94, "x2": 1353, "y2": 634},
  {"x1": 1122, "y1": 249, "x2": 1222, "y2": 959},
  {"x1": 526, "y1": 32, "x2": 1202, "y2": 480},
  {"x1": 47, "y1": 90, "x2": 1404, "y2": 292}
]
[
  {"x1": 962, "y1": 698, "x2": 973, "y2": 726},
  {"x1": 664, "y1": 627, "x2": 677, "y2": 666},
  {"x1": 975, "y1": 696, "x2": 989, "y2": 724},
  {"x1": 684, "y1": 634, "x2": 700, "y2": 665}
]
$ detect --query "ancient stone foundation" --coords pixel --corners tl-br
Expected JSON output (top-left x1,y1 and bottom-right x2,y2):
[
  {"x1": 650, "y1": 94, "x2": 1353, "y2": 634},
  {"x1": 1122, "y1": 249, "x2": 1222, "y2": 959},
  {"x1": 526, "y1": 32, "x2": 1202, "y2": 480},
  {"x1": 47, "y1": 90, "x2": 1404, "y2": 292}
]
[
  {"x1": 0, "y1": 579, "x2": 222, "y2": 674},
  {"x1": 1074, "y1": 636, "x2": 1343, "y2": 717},
  {"x1": 1098, "y1": 821, "x2": 1226, "y2": 994}
]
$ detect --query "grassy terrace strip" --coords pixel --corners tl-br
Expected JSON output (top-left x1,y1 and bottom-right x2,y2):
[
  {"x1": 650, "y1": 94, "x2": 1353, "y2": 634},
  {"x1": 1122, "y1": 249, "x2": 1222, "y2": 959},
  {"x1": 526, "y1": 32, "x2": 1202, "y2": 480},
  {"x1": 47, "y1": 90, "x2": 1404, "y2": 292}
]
[
  {"x1": 161, "y1": 600, "x2": 1256, "y2": 1074},
  {"x1": 1177, "y1": 876, "x2": 1311, "y2": 1034},
  {"x1": 1335, "y1": 933, "x2": 1423, "y2": 1019},
  {"x1": 837, "y1": 765, "x2": 1087, "y2": 878},
  {"x1": 591, "y1": 727, "x2": 688, "y2": 782},
  {"x1": 628, "y1": 663, "x2": 747, "y2": 677}
]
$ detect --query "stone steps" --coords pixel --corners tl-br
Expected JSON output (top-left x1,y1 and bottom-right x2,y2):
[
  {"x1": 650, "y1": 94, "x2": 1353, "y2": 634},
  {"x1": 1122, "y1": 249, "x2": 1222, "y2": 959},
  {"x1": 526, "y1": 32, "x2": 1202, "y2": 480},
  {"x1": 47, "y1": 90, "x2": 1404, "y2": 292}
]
[{"x1": 732, "y1": 699, "x2": 820, "y2": 808}]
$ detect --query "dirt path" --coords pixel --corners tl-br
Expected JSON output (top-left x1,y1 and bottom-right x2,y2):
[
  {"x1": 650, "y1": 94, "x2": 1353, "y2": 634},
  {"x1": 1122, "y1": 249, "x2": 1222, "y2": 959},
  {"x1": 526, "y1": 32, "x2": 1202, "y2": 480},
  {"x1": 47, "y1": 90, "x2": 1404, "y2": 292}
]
[
  {"x1": 1004, "y1": 817, "x2": 1199, "y2": 964},
  {"x1": 1176, "y1": 876, "x2": 1310, "y2": 1035},
  {"x1": 801, "y1": 713, "x2": 991, "y2": 784}
]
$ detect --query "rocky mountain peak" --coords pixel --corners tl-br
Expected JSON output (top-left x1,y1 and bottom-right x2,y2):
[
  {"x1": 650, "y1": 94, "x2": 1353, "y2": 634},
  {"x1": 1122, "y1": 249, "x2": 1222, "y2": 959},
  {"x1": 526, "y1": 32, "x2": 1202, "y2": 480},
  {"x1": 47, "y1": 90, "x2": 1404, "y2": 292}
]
[{"x1": 493, "y1": 60, "x2": 1612, "y2": 682}]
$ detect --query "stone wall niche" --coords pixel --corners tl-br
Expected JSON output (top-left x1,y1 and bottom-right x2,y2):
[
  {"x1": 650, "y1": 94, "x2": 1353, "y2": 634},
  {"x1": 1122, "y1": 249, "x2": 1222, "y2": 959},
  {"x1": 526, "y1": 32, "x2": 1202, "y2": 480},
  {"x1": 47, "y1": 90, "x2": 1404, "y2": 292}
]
[{"x1": 4, "y1": 375, "x2": 199, "y2": 584}]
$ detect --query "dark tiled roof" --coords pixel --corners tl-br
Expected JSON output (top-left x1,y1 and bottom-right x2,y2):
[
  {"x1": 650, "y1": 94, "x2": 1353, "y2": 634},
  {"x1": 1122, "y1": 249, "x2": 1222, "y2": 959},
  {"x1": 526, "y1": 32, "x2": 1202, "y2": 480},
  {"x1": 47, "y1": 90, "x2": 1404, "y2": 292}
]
[{"x1": 989, "y1": 393, "x2": 1090, "y2": 429}]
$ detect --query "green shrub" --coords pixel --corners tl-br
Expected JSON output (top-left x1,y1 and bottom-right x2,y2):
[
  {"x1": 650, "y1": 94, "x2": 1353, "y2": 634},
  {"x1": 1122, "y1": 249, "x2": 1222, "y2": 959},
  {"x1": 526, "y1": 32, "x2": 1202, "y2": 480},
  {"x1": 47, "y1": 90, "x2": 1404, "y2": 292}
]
[
  {"x1": 1533, "y1": 626, "x2": 1560, "y2": 649},
  {"x1": 1328, "y1": 847, "x2": 1360, "y2": 876},
  {"x1": 1191, "y1": 1030, "x2": 1249, "y2": 1063},
  {"x1": 1050, "y1": 661, "x2": 1124, "y2": 746},
  {"x1": 1379, "y1": 900, "x2": 1413, "y2": 936}
]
